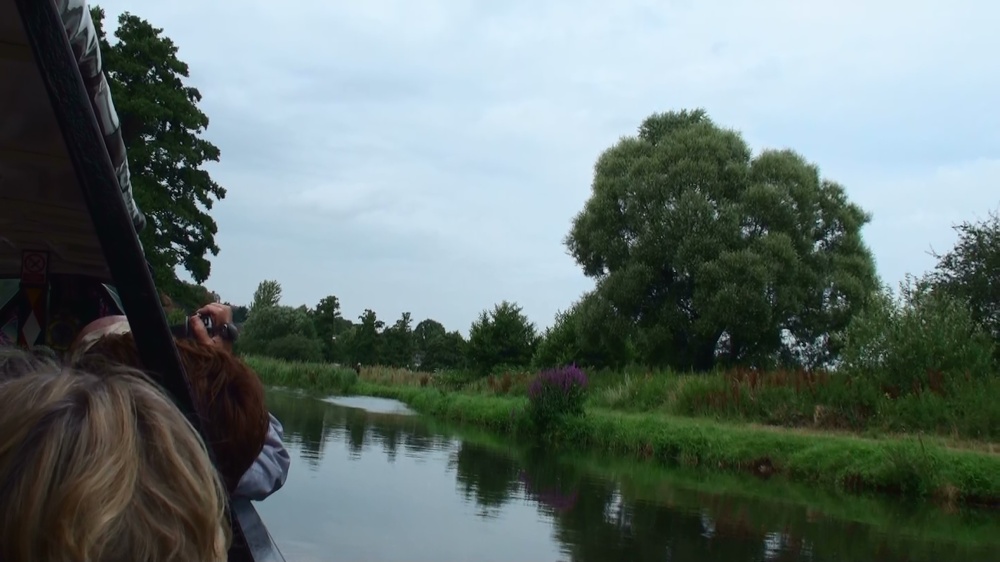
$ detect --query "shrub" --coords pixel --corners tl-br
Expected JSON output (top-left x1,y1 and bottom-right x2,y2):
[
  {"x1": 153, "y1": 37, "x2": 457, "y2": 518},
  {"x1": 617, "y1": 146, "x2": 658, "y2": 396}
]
[
  {"x1": 840, "y1": 277, "x2": 995, "y2": 394},
  {"x1": 165, "y1": 307, "x2": 189, "y2": 326},
  {"x1": 528, "y1": 365, "x2": 589, "y2": 432},
  {"x1": 239, "y1": 304, "x2": 319, "y2": 357},
  {"x1": 264, "y1": 333, "x2": 324, "y2": 363},
  {"x1": 432, "y1": 369, "x2": 479, "y2": 391},
  {"x1": 245, "y1": 355, "x2": 358, "y2": 395}
]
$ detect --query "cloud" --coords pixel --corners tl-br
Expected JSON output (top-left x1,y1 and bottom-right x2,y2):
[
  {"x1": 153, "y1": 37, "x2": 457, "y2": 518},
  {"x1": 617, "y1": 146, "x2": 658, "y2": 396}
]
[{"x1": 96, "y1": 0, "x2": 1000, "y2": 332}]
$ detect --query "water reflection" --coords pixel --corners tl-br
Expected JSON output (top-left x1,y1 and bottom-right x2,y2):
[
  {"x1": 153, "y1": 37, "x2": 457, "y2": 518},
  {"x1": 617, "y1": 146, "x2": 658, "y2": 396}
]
[{"x1": 260, "y1": 391, "x2": 1000, "y2": 562}]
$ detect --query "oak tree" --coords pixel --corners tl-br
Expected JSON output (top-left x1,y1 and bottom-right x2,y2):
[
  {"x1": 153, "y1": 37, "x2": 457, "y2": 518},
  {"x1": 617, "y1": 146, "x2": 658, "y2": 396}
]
[{"x1": 92, "y1": 7, "x2": 225, "y2": 295}]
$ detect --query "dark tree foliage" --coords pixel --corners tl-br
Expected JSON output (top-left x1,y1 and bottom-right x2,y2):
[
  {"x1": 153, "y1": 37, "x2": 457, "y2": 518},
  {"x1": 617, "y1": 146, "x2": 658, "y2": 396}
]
[
  {"x1": 929, "y1": 208, "x2": 1000, "y2": 354},
  {"x1": 92, "y1": 7, "x2": 226, "y2": 296},
  {"x1": 468, "y1": 301, "x2": 538, "y2": 374}
]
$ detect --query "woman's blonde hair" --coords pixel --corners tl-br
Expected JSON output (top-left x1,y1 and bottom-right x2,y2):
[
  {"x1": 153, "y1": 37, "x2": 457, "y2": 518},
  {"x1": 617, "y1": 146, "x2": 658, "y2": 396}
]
[{"x1": 0, "y1": 349, "x2": 231, "y2": 561}]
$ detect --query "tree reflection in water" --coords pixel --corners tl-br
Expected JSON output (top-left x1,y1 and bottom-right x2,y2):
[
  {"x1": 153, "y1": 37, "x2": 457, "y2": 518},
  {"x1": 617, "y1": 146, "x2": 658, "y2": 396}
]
[
  {"x1": 265, "y1": 391, "x2": 330, "y2": 467},
  {"x1": 518, "y1": 470, "x2": 578, "y2": 513},
  {"x1": 266, "y1": 391, "x2": 1000, "y2": 562},
  {"x1": 449, "y1": 443, "x2": 521, "y2": 518}
]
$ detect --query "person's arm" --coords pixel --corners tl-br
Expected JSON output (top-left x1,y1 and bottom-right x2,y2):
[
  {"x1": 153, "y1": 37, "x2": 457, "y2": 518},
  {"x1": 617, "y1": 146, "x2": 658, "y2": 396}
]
[{"x1": 233, "y1": 413, "x2": 291, "y2": 501}]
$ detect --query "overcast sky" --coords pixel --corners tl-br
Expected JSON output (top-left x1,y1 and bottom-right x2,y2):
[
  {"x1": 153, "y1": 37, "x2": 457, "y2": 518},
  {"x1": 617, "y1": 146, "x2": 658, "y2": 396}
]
[{"x1": 94, "y1": 0, "x2": 999, "y2": 334}]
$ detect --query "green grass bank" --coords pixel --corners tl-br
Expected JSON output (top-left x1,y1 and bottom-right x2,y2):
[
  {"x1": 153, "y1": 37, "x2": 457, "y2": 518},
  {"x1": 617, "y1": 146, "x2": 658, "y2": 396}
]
[{"x1": 248, "y1": 356, "x2": 1000, "y2": 507}]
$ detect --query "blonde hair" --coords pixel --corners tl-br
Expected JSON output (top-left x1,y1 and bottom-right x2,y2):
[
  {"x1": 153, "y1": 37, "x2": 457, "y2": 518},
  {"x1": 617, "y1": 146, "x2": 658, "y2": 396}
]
[{"x1": 0, "y1": 350, "x2": 231, "y2": 561}]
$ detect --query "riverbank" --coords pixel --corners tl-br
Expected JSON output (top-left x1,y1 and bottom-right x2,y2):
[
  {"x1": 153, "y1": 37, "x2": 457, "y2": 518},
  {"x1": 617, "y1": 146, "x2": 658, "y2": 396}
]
[
  {"x1": 248, "y1": 356, "x2": 1000, "y2": 507},
  {"x1": 423, "y1": 414, "x2": 1000, "y2": 559}
]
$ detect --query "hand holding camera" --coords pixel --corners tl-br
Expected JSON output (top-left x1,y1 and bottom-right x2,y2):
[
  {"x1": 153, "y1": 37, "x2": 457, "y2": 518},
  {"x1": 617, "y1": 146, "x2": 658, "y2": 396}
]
[{"x1": 189, "y1": 303, "x2": 239, "y2": 353}]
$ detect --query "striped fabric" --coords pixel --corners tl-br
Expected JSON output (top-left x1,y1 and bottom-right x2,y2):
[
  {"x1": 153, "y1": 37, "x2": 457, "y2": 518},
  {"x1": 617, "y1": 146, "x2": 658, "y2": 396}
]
[{"x1": 56, "y1": 0, "x2": 147, "y2": 237}]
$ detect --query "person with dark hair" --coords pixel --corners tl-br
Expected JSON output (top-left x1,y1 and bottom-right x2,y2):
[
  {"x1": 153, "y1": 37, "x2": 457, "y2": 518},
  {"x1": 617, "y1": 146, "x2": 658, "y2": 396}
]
[{"x1": 70, "y1": 303, "x2": 290, "y2": 500}]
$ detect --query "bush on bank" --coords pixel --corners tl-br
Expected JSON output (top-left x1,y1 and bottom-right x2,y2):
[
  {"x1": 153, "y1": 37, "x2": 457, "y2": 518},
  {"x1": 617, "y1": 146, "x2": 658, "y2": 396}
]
[{"x1": 527, "y1": 365, "x2": 589, "y2": 432}]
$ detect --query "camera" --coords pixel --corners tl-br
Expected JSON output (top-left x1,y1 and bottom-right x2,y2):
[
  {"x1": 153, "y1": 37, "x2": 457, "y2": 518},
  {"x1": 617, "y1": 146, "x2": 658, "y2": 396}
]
[
  {"x1": 170, "y1": 312, "x2": 215, "y2": 339},
  {"x1": 198, "y1": 313, "x2": 214, "y2": 334}
]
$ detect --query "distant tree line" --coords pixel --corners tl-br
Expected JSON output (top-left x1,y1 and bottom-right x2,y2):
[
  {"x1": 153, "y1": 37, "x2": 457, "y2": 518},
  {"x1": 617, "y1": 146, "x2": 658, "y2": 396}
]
[{"x1": 230, "y1": 284, "x2": 528, "y2": 374}]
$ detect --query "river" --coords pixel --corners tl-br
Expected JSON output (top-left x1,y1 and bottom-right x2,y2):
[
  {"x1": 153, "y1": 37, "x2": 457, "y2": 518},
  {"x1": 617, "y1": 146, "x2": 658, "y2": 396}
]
[{"x1": 257, "y1": 390, "x2": 1000, "y2": 562}]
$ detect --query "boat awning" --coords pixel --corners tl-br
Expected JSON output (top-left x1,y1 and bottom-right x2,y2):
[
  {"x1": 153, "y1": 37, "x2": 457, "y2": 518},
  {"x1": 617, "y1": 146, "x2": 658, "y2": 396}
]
[{"x1": 0, "y1": 0, "x2": 145, "y2": 281}]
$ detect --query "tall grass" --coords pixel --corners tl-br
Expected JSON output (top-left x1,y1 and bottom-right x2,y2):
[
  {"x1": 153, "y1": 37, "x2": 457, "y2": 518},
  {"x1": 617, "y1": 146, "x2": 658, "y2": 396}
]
[
  {"x1": 247, "y1": 355, "x2": 359, "y2": 395},
  {"x1": 649, "y1": 367, "x2": 1000, "y2": 443},
  {"x1": 542, "y1": 365, "x2": 1000, "y2": 444},
  {"x1": 247, "y1": 354, "x2": 1000, "y2": 445}
]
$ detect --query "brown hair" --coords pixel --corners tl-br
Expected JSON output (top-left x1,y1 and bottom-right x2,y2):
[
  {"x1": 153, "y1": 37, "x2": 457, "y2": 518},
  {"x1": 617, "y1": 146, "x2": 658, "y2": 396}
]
[
  {"x1": 0, "y1": 352, "x2": 229, "y2": 561},
  {"x1": 78, "y1": 333, "x2": 270, "y2": 492}
]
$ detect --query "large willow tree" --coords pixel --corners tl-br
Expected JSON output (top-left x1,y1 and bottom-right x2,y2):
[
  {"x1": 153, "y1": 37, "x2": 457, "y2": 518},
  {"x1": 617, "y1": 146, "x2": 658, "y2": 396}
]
[{"x1": 565, "y1": 109, "x2": 877, "y2": 370}]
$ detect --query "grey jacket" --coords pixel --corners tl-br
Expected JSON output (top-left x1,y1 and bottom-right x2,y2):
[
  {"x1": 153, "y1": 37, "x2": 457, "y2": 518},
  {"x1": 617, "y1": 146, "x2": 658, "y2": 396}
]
[{"x1": 234, "y1": 413, "x2": 291, "y2": 501}]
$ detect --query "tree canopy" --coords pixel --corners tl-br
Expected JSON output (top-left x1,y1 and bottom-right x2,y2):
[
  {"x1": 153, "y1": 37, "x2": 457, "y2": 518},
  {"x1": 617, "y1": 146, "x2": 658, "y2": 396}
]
[
  {"x1": 928, "y1": 209, "x2": 1000, "y2": 354},
  {"x1": 92, "y1": 7, "x2": 225, "y2": 296},
  {"x1": 566, "y1": 109, "x2": 878, "y2": 370},
  {"x1": 250, "y1": 280, "x2": 282, "y2": 312},
  {"x1": 413, "y1": 319, "x2": 467, "y2": 371},
  {"x1": 467, "y1": 301, "x2": 539, "y2": 374}
]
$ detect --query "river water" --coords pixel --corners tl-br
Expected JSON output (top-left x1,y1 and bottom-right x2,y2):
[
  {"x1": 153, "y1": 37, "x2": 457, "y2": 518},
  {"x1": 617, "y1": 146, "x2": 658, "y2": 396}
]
[{"x1": 257, "y1": 390, "x2": 1000, "y2": 562}]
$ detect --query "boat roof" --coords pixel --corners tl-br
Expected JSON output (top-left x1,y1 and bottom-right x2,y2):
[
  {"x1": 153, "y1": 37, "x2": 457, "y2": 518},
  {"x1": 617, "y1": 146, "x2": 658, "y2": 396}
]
[{"x1": 0, "y1": 0, "x2": 145, "y2": 281}]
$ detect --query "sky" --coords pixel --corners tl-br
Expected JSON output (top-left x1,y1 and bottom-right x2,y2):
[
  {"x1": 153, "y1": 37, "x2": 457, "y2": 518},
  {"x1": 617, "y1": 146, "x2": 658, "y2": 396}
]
[{"x1": 94, "y1": 0, "x2": 999, "y2": 335}]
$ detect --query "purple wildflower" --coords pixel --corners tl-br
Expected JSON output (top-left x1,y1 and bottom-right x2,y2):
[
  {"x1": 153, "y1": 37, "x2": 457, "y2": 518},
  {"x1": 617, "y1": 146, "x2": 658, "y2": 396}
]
[
  {"x1": 528, "y1": 364, "x2": 588, "y2": 400},
  {"x1": 527, "y1": 364, "x2": 589, "y2": 429}
]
